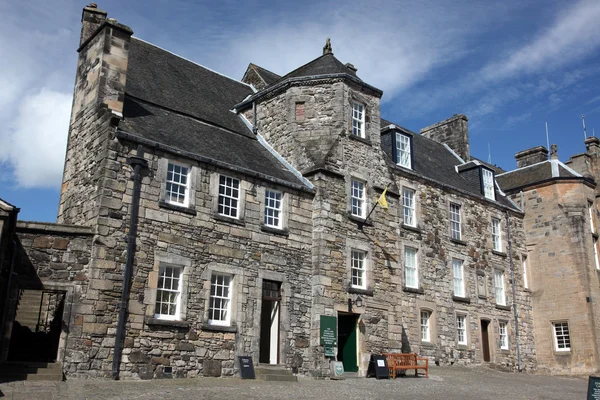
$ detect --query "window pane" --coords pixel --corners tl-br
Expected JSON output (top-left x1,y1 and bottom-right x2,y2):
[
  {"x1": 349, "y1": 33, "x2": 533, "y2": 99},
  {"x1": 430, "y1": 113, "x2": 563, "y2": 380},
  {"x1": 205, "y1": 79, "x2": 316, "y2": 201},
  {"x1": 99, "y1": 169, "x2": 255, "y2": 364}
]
[
  {"x1": 218, "y1": 176, "x2": 240, "y2": 218},
  {"x1": 351, "y1": 180, "x2": 365, "y2": 218},
  {"x1": 450, "y1": 203, "x2": 461, "y2": 240},
  {"x1": 396, "y1": 133, "x2": 411, "y2": 169},
  {"x1": 402, "y1": 188, "x2": 415, "y2": 227},
  {"x1": 165, "y1": 163, "x2": 189, "y2": 206},
  {"x1": 209, "y1": 274, "x2": 232, "y2": 325},
  {"x1": 404, "y1": 247, "x2": 418, "y2": 288},
  {"x1": 351, "y1": 250, "x2": 366, "y2": 289}
]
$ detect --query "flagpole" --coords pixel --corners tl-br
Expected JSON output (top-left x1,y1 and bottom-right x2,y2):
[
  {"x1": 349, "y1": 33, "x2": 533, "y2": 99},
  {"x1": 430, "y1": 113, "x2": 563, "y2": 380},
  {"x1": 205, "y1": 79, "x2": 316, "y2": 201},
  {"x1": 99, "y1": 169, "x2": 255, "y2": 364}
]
[{"x1": 359, "y1": 183, "x2": 390, "y2": 229}]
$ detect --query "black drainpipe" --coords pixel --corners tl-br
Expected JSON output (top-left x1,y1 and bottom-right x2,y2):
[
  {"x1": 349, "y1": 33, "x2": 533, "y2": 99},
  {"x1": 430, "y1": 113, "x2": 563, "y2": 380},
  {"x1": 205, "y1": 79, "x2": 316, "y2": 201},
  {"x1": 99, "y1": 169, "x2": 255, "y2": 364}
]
[{"x1": 112, "y1": 144, "x2": 147, "y2": 380}]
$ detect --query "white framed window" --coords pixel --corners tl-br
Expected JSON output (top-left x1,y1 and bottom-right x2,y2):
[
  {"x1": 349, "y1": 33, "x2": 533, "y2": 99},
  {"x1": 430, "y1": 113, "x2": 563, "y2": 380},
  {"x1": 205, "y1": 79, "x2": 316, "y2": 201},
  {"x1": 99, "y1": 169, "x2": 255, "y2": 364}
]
[
  {"x1": 492, "y1": 218, "x2": 502, "y2": 251},
  {"x1": 404, "y1": 247, "x2": 418, "y2": 288},
  {"x1": 553, "y1": 322, "x2": 571, "y2": 352},
  {"x1": 450, "y1": 203, "x2": 462, "y2": 240},
  {"x1": 208, "y1": 274, "x2": 232, "y2": 326},
  {"x1": 499, "y1": 321, "x2": 509, "y2": 350},
  {"x1": 589, "y1": 202, "x2": 595, "y2": 233},
  {"x1": 396, "y1": 133, "x2": 411, "y2": 169},
  {"x1": 420, "y1": 310, "x2": 431, "y2": 342},
  {"x1": 155, "y1": 265, "x2": 182, "y2": 320},
  {"x1": 456, "y1": 315, "x2": 467, "y2": 345},
  {"x1": 351, "y1": 102, "x2": 365, "y2": 138},
  {"x1": 351, "y1": 179, "x2": 366, "y2": 218},
  {"x1": 165, "y1": 162, "x2": 190, "y2": 206},
  {"x1": 594, "y1": 237, "x2": 600, "y2": 271},
  {"x1": 351, "y1": 249, "x2": 367, "y2": 289},
  {"x1": 218, "y1": 175, "x2": 240, "y2": 218},
  {"x1": 482, "y1": 168, "x2": 495, "y2": 200},
  {"x1": 522, "y1": 255, "x2": 529, "y2": 289},
  {"x1": 453, "y1": 258, "x2": 465, "y2": 297},
  {"x1": 264, "y1": 189, "x2": 283, "y2": 228},
  {"x1": 402, "y1": 188, "x2": 416, "y2": 227},
  {"x1": 494, "y1": 270, "x2": 506, "y2": 305}
]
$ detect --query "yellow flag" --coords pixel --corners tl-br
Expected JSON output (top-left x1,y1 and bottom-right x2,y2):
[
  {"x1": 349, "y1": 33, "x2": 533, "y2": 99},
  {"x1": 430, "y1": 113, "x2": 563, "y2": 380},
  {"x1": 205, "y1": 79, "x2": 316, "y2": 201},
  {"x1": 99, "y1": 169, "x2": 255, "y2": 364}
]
[{"x1": 377, "y1": 185, "x2": 389, "y2": 210}]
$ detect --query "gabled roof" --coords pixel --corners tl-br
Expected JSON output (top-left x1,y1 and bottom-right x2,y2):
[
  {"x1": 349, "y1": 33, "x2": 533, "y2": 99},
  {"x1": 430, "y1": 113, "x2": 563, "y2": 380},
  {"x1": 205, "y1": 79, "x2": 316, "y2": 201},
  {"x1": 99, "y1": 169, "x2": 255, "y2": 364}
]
[
  {"x1": 243, "y1": 64, "x2": 281, "y2": 87},
  {"x1": 496, "y1": 159, "x2": 586, "y2": 192},
  {"x1": 380, "y1": 119, "x2": 518, "y2": 210},
  {"x1": 119, "y1": 38, "x2": 309, "y2": 190}
]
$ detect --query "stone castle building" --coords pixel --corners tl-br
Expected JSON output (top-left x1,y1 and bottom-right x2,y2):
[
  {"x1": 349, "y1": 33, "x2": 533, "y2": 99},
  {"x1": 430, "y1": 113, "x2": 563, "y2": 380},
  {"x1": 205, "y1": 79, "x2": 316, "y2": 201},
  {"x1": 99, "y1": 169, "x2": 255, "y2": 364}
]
[
  {"x1": 497, "y1": 140, "x2": 600, "y2": 375},
  {"x1": 0, "y1": 4, "x2": 537, "y2": 380}
]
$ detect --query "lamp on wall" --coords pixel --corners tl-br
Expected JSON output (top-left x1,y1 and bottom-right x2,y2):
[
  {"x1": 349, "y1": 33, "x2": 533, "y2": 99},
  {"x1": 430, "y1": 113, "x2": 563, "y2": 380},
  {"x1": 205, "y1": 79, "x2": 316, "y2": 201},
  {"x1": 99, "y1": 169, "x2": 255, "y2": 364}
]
[{"x1": 347, "y1": 295, "x2": 364, "y2": 312}]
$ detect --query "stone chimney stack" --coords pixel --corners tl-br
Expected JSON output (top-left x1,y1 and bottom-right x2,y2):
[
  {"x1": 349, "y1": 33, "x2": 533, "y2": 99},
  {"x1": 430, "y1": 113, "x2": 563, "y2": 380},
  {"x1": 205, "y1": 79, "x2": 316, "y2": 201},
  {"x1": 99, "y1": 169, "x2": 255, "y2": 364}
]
[
  {"x1": 515, "y1": 146, "x2": 548, "y2": 168},
  {"x1": 420, "y1": 114, "x2": 470, "y2": 162},
  {"x1": 585, "y1": 136, "x2": 600, "y2": 156},
  {"x1": 80, "y1": 3, "x2": 107, "y2": 46}
]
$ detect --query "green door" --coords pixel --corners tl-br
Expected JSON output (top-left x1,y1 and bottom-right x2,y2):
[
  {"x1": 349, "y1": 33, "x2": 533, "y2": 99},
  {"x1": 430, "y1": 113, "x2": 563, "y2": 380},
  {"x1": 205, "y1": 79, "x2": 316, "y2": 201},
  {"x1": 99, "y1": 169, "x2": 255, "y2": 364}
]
[{"x1": 337, "y1": 314, "x2": 358, "y2": 372}]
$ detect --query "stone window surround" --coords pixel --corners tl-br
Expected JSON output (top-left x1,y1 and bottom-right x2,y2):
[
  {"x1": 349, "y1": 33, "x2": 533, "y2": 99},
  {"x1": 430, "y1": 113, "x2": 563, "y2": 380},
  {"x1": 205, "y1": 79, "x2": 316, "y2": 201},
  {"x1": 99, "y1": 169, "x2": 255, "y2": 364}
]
[
  {"x1": 497, "y1": 319, "x2": 510, "y2": 352},
  {"x1": 402, "y1": 240, "x2": 422, "y2": 292},
  {"x1": 400, "y1": 181, "x2": 420, "y2": 229},
  {"x1": 490, "y1": 214, "x2": 506, "y2": 255},
  {"x1": 521, "y1": 253, "x2": 529, "y2": 290},
  {"x1": 286, "y1": 94, "x2": 315, "y2": 123},
  {"x1": 588, "y1": 199, "x2": 596, "y2": 233},
  {"x1": 455, "y1": 312, "x2": 470, "y2": 348},
  {"x1": 210, "y1": 171, "x2": 247, "y2": 225},
  {"x1": 348, "y1": 91, "x2": 371, "y2": 142},
  {"x1": 550, "y1": 320, "x2": 572, "y2": 355},
  {"x1": 346, "y1": 239, "x2": 372, "y2": 294},
  {"x1": 447, "y1": 197, "x2": 465, "y2": 243},
  {"x1": 201, "y1": 262, "x2": 245, "y2": 332},
  {"x1": 417, "y1": 299, "x2": 437, "y2": 347},
  {"x1": 493, "y1": 269, "x2": 507, "y2": 306},
  {"x1": 346, "y1": 173, "x2": 370, "y2": 223},
  {"x1": 448, "y1": 248, "x2": 469, "y2": 301},
  {"x1": 452, "y1": 257, "x2": 466, "y2": 298},
  {"x1": 157, "y1": 157, "x2": 198, "y2": 214},
  {"x1": 144, "y1": 252, "x2": 192, "y2": 323},
  {"x1": 258, "y1": 185, "x2": 290, "y2": 234}
]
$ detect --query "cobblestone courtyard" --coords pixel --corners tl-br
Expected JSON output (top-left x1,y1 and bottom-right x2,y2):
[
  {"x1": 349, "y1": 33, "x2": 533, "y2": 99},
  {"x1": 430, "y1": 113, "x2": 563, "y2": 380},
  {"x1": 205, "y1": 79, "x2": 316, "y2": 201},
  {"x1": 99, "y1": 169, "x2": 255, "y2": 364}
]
[{"x1": 0, "y1": 366, "x2": 587, "y2": 400}]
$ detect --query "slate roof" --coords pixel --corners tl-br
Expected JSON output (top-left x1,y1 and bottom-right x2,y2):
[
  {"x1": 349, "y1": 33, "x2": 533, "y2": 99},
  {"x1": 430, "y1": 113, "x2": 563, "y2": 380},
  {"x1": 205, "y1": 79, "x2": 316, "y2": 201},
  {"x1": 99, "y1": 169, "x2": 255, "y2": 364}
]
[
  {"x1": 119, "y1": 38, "x2": 307, "y2": 188},
  {"x1": 380, "y1": 119, "x2": 518, "y2": 210},
  {"x1": 274, "y1": 53, "x2": 359, "y2": 84},
  {"x1": 496, "y1": 160, "x2": 582, "y2": 192},
  {"x1": 250, "y1": 64, "x2": 281, "y2": 86}
]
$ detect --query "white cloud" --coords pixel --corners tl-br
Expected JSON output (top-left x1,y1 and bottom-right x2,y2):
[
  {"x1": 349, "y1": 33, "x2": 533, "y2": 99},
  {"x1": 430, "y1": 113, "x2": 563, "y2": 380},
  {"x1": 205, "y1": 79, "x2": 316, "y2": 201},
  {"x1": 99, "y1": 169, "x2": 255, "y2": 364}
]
[{"x1": 0, "y1": 89, "x2": 72, "y2": 188}]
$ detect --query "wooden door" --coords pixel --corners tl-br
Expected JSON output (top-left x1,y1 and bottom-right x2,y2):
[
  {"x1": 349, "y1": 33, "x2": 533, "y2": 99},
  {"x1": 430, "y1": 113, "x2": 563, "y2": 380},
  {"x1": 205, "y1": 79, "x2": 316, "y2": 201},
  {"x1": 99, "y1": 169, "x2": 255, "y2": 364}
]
[{"x1": 481, "y1": 320, "x2": 491, "y2": 362}]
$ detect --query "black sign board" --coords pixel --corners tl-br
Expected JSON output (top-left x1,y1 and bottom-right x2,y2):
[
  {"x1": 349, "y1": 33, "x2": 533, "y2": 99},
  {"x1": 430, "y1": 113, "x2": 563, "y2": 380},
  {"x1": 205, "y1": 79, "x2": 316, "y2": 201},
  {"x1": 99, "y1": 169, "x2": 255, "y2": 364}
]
[
  {"x1": 238, "y1": 356, "x2": 255, "y2": 379},
  {"x1": 367, "y1": 354, "x2": 389, "y2": 379},
  {"x1": 588, "y1": 376, "x2": 600, "y2": 400}
]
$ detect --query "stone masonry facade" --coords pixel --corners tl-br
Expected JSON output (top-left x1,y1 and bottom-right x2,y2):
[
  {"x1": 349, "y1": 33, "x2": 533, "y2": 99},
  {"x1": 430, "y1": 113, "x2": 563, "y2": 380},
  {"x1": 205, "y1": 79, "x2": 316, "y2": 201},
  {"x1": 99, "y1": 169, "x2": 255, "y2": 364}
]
[{"x1": 3, "y1": 4, "x2": 538, "y2": 380}]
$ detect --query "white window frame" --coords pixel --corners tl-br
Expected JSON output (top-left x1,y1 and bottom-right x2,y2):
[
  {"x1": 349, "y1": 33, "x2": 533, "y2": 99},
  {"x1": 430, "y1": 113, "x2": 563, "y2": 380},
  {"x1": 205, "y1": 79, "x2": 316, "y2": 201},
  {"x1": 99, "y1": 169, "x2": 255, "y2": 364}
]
[
  {"x1": 499, "y1": 321, "x2": 509, "y2": 350},
  {"x1": 450, "y1": 203, "x2": 462, "y2": 240},
  {"x1": 553, "y1": 322, "x2": 571, "y2": 352},
  {"x1": 351, "y1": 179, "x2": 366, "y2": 218},
  {"x1": 589, "y1": 201, "x2": 595, "y2": 233},
  {"x1": 420, "y1": 310, "x2": 431, "y2": 342},
  {"x1": 492, "y1": 217, "x2": 502, "y2": 252},
  {"x1": 456, "y1": 314, "x2": 467, "y2": 345},
  {"x1": 404, "y1": 247, "x2": 418, "y2": 289},
  {"x1": 351, "y1": 249, "x2": 367, "y2": 289},
  {"x1": 453, "y1": 258, "x2": 465, "y2": 297},
  {"x1": 165, "y1": 162, "x2": 190, "y2": 207},
  {"x1": 522, "y1": 255, "x2": 529, "y2": 289},
  {"x1": 351, "y1": 101, "x2": 365, "y2": 138},
  {"x1": 208, "y1": 273, "x2": 233, "y2": 326},
  {"x1": 396, "y1": 133, "x2": 412, "y2": 169},
  {"x1": 402, "y1": 188, "x2": 416, "y2": 227},
  {"x1": 264, "y1": 189, "x2": 283, "y2": 228},
  {"x1": 218, "y1": 175, "x2": 240, "y2": 219},
  {"x1": 594, "y1": 237, "x2": 600, "y2": 271},
  {"x1": 482, "y1": 168, "x2": 495, "y2": 200},
  {"x1": 494, "y1": 270, "x2": 506, "y2": 305},
  {"x1": 154, "y1": 265, "x2": 183, "y2": 321}
]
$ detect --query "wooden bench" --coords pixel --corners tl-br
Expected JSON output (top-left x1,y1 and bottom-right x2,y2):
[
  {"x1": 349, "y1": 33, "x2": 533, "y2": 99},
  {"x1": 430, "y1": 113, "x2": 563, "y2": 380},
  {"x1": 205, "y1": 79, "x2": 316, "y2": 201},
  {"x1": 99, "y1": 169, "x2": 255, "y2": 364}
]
[{"x1": 383, "y1": 353, "x2": 429, "y2": 379}]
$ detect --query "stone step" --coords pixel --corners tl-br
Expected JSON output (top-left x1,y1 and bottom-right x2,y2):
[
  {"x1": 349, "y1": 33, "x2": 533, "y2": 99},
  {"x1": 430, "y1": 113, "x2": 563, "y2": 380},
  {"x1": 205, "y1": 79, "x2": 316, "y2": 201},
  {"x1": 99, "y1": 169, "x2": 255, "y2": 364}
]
[
  {"x1": 254, "y1": 365, "x2": 297, "y2": 382},
  {"x1": 258, "y1": 374, "x2": 298, "y2": 382},
  {"x1": 0, "y1": 362, "x2": 63, "y2": 382}
]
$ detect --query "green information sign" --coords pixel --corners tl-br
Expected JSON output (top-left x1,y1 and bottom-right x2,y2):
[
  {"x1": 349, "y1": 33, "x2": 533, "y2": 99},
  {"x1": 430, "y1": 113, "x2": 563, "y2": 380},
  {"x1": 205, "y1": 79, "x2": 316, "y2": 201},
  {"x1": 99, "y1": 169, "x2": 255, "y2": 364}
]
[
  {"x1": 324, "y1": 345, "x2": 335, "y2": 357},
  {"x1": 320, "y1": 315, "x2": 337, "y2": 346}
]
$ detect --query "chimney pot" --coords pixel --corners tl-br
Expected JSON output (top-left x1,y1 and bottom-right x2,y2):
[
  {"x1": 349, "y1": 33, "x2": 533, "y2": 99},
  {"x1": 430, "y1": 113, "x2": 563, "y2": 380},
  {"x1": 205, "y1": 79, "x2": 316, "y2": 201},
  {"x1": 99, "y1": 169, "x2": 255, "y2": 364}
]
[
  {"x1": 88, "y1": 3, "x2": 97, "y2": 8},
  {"x1": 345, "y1": 63, "x2": 357, "y2": 73}
]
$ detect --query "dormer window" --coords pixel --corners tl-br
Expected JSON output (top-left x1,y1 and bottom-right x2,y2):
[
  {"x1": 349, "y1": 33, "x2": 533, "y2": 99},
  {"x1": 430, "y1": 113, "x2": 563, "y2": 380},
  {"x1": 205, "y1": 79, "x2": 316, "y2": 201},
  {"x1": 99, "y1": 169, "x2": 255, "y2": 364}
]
[
  {"x1": 482, "y1": 168, "x2": 495, "y2": 200},
  {"x1": 352, "y1": 102, "x2": 365, "y2": 138},
  {"x1": 396, "y1": 133, "x2": 412, "y2": 169}
]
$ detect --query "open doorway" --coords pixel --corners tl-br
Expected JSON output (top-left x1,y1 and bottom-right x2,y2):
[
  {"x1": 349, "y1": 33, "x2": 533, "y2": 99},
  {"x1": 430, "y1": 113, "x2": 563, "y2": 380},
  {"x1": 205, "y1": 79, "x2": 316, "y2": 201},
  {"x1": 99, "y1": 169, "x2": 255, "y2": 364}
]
[
  {"x1": 8, "y1": 289, "x2": 65, "y2": 362},
  {"x1": 481, "y1": 319, "x2": 491, "y2": 362},
  {"x1": 337, "y1": 313, "x2": 359, "y2": 372},
  {"x1": 259, "y1": 280, "x2": 281, "y2": 365}
]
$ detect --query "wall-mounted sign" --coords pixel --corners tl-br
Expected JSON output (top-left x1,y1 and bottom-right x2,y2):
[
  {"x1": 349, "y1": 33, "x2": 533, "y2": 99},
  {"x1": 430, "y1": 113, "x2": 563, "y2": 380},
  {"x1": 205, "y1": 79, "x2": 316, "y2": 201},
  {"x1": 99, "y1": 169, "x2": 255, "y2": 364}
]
[
  {"x1": 588, "y1": 376, "x2": 600, "y2": 400},
  {"x1": 320, "y1": 315, "x2": 337, "y2": 346},
  {"x1": 324, "y1": 345, "x2": 335, "y2": 357}
]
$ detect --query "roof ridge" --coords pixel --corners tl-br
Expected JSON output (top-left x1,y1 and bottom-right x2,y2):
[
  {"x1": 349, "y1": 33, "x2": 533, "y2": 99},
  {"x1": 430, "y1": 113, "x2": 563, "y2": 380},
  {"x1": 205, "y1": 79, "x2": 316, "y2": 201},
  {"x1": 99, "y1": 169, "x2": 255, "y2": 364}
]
[
  {"x1": 496, "y1": 160, "x2": 550, "y2": 177},
  {"x1": 131, "y1": 37, "x2": 253, "y2": 90},
  {"x1": 250, "y1": 63, "x2": 281, "y2": 78}
]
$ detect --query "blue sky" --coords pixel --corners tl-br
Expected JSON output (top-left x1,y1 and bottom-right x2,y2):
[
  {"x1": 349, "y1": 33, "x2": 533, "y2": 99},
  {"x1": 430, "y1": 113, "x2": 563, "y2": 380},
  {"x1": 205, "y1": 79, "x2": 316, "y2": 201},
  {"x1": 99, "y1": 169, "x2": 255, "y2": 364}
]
[{"x1": 1, "y1": 0, "x2": 599, "y2": 221}]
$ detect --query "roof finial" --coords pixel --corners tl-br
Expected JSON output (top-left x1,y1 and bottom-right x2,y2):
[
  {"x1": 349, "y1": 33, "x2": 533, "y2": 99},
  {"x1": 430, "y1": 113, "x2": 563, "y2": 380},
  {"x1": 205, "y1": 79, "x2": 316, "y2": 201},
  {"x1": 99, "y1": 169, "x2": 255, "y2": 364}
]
[
  {"x1": 323, "y1": 38, "x2": 333, "y2": 55},
  {"x1": 550, "y1": 144, "x2": 558, "y2": 159}
]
